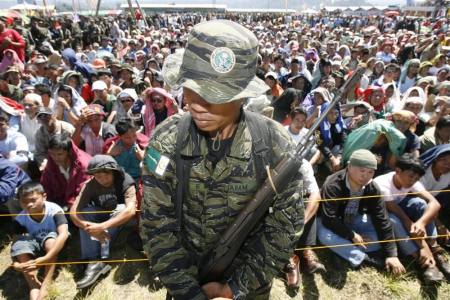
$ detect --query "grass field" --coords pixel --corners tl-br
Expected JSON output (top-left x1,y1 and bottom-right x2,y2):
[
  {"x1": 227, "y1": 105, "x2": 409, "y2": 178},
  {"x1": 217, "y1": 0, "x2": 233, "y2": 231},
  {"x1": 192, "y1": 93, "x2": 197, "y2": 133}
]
[{"x1": 1, "y1": 217, "x2": 450, "y2": 300}]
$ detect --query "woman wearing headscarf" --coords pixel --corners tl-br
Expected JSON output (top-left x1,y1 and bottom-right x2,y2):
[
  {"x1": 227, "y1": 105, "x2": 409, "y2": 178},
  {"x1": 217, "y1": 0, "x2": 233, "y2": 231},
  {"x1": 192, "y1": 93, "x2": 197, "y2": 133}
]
[
  {"x1": 303, "y1": 87, "x2": 332, "y2": 128},
  {"x1": 142, "y1": 87, "x2": 179, "y2": 138},
  {"x1": 296, "y1": 56, "x2": 313, "y2": 82},
  {"x1": 337, "y1": 45, "x2": 351, "y2": 59},
  {"x1": 369, "y1": 60, "x2": 385, "y2": 85},
  {"x1": 316, "y1": 101, "x2": 347, "y2": 173},
  {"x1": 115, "y1": 88, "x2": 140, "y2": 123},
  {"x1": 399, "y1": 59, "x2": 420, "y2": 94},
  {"x1": 54, "y1": 84, "x2": 87, "y2": 126},
  {"x1": 419, "y1": 61, "x2": 433, "y2": 78},
  {"x1": 363, "y1": 85, "x2": 386, "y2": 119},
  {"x1": 0, "y1": 49, "x2": 24, "y2": 73}
]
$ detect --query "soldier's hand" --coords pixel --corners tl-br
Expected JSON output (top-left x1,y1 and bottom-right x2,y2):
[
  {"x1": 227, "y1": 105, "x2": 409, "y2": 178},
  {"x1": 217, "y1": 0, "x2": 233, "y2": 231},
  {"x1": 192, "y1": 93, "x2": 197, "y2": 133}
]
[{"x1": 201, "y1": 282, "x2": 233, "y2": 299}]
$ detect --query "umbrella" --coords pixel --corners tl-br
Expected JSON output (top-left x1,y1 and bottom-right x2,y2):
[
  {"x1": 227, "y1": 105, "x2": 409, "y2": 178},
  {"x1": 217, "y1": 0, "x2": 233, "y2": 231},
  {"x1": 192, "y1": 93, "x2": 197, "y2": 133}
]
[{"x1": 385, "y1": 10, "x2": 400, "y2": 17}]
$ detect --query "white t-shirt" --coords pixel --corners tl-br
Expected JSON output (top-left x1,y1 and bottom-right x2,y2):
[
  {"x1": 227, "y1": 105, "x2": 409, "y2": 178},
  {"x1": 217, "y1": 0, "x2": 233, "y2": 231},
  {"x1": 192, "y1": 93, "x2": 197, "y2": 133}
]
[
  {"x1": 374, "y1": 172, "x2": 425, "y2": 203},
  {"x1": 420, "y1": 167, "x2": 450, "y2": 197},
  {"x1": 285, "y1": 126, "x2": 308, "y2": 146}
]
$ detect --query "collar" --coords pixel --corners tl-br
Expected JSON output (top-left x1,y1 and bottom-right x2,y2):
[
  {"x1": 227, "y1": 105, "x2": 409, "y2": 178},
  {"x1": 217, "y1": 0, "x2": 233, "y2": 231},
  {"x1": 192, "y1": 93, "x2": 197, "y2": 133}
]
[
  {"x1": 345, "y1": 171, "x2": 368, "y2": 194},
  {"x1": 180, "y1": 110, "x2": 252, "y2": 160}
]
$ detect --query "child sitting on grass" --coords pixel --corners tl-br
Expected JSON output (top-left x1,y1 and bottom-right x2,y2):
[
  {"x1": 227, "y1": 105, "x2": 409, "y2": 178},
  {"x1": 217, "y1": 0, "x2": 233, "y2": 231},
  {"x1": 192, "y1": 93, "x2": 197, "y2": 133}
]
[{"x1": 10, "y1": 182, "x2": 69, "y2": 300}]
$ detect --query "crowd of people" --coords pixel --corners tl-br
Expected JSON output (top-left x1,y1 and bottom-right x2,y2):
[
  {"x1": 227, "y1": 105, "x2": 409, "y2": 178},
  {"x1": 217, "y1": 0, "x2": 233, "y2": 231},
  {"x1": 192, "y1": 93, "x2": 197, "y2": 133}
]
[{"x1": 0, "y1": 10, "x2": 449, "y2": 300}]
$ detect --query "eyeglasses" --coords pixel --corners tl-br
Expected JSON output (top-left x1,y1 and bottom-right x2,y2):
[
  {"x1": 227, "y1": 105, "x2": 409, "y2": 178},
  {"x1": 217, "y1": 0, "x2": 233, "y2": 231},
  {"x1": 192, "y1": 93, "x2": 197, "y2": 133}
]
[
  {"x1": 151, "y1": 98, "x2": 164, "y2": 104},
  {"x1": 37, "y1": 114, "x2": 51, "y2": 120},
  {"x1": 120, "y1": 98, "x2": 134, "y2": 103}
]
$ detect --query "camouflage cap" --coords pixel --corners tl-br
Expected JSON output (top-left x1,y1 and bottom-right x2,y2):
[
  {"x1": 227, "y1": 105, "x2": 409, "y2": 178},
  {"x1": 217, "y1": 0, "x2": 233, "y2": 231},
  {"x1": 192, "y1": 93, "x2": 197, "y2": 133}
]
[{"x1": 162, "y1": 20, "x2": 269, "y2": 104}]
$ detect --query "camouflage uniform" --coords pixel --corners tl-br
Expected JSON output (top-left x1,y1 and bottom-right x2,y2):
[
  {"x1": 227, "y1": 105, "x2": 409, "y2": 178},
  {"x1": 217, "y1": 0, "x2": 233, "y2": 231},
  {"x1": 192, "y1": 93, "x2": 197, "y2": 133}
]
[
  {"x1": 140, "y1": 113, "x2": 304, "y2": 299},
  {"x1": 139, "y1": 20, "x2": 305, "y2": 300}
]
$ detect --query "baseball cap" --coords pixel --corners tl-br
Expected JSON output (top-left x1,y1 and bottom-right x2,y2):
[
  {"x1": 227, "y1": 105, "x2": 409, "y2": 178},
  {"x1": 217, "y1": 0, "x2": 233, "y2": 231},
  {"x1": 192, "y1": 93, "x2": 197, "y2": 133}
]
[
  {"x1": 348, "y1": 149, "x2": 377, "y2": 170},
  {"x1": 85, "y1": 104, "x2": 105, "y2": 116},
  {"x1": 36, "y1": 107, "x2": 53, "y2": 117},
  {"x1": 92, "y1": 58, "x2": 106, "y2": 69},
  {"x1": 265, "y1": 72, "x2": 278, "y2": 80},
  {"x1": 162, "y1": 20, "x2": 269, "y2": 104},
  {"x1": 91, "y1": 80, "x2": 108, "y2": 91}
]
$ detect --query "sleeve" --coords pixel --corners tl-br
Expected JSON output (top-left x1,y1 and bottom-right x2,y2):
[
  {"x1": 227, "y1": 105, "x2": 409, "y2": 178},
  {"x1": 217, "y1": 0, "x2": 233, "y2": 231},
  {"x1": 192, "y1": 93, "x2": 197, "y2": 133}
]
[
  {"x1": 12, "y1": 30, "x2": 25, "y2": 48},
  {"x1": 54, "y1": 213, "x2": 68, "y2": 227},
  {"x1": 34, "y1": 130, "x2": 47, "y2": 165},
  {"x1": 227, "y1": 121, "x2": 304, "y2": 296},
  {"x1": 0, "y1": 165, "x2": 18, "y2": 203},
  {"x1": 139, "y1": 119, "x2": 207, "y2": 300},
  {"x1": 320, "y1": 181, "x2": 355, "y2": 241},
  {"x1": 366, "y1": 187, "x2": 398, "y2": 257},
  {"x1": 317, "y1": 132, "x2": 333, "y2": 158}
]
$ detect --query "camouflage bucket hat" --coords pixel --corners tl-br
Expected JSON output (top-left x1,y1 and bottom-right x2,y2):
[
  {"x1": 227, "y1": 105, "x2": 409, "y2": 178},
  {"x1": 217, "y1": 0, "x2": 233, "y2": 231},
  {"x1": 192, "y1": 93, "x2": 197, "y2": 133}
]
[{"x1": 162, "y1": 20, "x2": 269, "y2": 104}]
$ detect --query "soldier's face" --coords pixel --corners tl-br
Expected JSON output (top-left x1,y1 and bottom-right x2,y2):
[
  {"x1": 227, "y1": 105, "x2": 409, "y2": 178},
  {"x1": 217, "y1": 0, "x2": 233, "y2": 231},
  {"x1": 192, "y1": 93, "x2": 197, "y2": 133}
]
[{"x1": 184, "y1": 88, "x2": 242, "y2": 133}]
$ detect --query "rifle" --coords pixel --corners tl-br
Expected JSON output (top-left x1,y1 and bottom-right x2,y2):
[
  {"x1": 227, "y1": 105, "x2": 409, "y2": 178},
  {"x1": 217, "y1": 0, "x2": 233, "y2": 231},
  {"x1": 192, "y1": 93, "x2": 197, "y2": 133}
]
[{"x1": 198, "y1": 68, "x2": 365, "y2": 283}]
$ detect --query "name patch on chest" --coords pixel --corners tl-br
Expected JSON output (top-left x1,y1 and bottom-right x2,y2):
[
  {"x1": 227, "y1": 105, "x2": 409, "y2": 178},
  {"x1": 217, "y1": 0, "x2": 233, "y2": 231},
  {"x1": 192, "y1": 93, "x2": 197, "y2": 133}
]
[
  {"x1": 144, "y1": 147, "x2": 170, "y2": 176},
  {"x1": 228, "y1": 182, "x2": 256, "y2": 193}
]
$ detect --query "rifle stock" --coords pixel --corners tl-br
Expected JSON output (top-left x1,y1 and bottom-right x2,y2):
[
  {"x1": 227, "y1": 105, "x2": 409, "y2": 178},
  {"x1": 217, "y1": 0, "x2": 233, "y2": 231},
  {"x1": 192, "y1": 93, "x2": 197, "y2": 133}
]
[{"x1": 199, "y1": 68, "x2": 365, "y2": 283}]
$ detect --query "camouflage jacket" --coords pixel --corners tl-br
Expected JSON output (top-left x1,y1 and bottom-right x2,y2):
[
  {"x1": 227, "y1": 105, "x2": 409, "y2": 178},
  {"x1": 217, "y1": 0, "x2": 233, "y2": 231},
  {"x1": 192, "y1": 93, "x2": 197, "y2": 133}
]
[{"x1": 140, "y1": 112, "x2": 304, "y2": 299}]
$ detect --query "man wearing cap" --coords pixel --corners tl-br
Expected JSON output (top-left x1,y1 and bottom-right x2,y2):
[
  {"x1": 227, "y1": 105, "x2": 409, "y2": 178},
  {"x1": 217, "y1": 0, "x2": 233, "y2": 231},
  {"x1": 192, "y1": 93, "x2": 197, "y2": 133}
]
[
  {"x1": 97, "y1": 69, "x2": 122, "y2": 96},
  {"x1": 317, "y1": 149, "x2": 406, "y2": 274},
  {"x1": 70, "y1": 155, "x2": 136, "y2": 289},
  {"x1": 72, "y1": 104, "x2": 117, "y2": 156},
  {"x1": 119, "y1": 64, "x2": 148, "y2": 95},
  {"x1": 140, "y1": 20, "x2": 304, "y2": 300},
  {"x1": 4, "y1": 66, "x2": 22, "y2": 88},
  {"x1": 91, "y1": 80, "x2": 117, "y2": 123},
  {"x1": 35, "y1": 107, "x2": 75, "y2": 170}
]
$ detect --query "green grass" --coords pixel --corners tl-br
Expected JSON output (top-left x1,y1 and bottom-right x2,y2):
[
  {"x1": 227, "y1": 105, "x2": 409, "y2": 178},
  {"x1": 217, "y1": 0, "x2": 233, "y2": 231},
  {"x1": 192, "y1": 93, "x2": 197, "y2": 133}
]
[{"x1": 1, "y1": 217, "x2": 450, "y2": 300}]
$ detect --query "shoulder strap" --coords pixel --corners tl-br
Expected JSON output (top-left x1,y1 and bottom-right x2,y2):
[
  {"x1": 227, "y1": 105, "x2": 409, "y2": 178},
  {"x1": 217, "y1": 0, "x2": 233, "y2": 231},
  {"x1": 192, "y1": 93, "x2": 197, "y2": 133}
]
[
  {"x1": 244, "y1": 111, "x2": 273, "y2": 187},
  {"x1": 174, "y1": 113, "x2": 193, "y2": 231}
]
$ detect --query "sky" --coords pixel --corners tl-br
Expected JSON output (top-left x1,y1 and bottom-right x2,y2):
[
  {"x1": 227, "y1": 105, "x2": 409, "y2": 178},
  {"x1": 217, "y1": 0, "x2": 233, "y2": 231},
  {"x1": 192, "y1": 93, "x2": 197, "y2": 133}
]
[{"x1": 0, "y1": 0, "x2": 409, "y2": 10}]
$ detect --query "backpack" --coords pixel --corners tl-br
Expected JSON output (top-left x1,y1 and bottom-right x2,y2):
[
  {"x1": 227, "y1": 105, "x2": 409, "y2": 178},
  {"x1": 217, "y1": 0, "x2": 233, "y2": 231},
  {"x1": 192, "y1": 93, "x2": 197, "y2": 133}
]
[{"x1": 174, "y1": 111, "x2": 273, "y2": 231}]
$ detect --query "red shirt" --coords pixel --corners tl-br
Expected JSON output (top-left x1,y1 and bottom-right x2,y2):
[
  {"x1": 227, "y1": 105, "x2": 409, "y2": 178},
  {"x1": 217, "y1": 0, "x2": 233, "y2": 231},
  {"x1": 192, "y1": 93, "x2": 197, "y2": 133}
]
[{"x1": 0, "y1": 29, "x2": 25, "y2": 62}]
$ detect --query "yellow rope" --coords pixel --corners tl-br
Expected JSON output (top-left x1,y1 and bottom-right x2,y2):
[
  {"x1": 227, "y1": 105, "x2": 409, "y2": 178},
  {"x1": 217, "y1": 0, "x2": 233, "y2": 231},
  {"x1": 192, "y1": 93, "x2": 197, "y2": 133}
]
[
  {"x1": 1, "y1": 190, "x2": 448, "y2": 218},
  {"x1": 9, "y1": 234, "x2": 450, "y2": 267}
]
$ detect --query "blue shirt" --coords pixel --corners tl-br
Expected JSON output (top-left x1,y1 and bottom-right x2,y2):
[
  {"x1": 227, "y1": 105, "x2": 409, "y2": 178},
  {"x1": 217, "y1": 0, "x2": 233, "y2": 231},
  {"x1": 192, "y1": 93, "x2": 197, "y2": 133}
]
[{"x1": 115, "y1": 141, "x2": 141, "y2": 180}]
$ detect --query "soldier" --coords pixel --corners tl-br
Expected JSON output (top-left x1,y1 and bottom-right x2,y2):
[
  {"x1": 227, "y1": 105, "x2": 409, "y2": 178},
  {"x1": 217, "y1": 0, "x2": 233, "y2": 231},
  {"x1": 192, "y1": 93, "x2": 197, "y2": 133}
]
[{"x1": 139, "y1": 20, "x2": 305, "y2": 300}]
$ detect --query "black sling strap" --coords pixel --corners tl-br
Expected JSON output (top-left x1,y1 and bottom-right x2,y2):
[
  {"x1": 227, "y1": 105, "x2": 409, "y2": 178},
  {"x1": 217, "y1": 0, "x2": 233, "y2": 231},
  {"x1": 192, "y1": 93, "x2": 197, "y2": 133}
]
[{"x1": 173, "y1": 111, "x2": 273, "y2": 231}]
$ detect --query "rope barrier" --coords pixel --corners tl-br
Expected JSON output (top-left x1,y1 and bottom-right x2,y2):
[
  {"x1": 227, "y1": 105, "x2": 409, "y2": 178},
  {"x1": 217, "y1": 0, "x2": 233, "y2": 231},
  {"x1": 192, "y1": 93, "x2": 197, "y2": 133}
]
[
  {"x1": 1, "y1": 189, "x2": 449, "y2": 218},
  {"x1": 8, "y1": 234, "x2": 450, "y2": 268}
]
